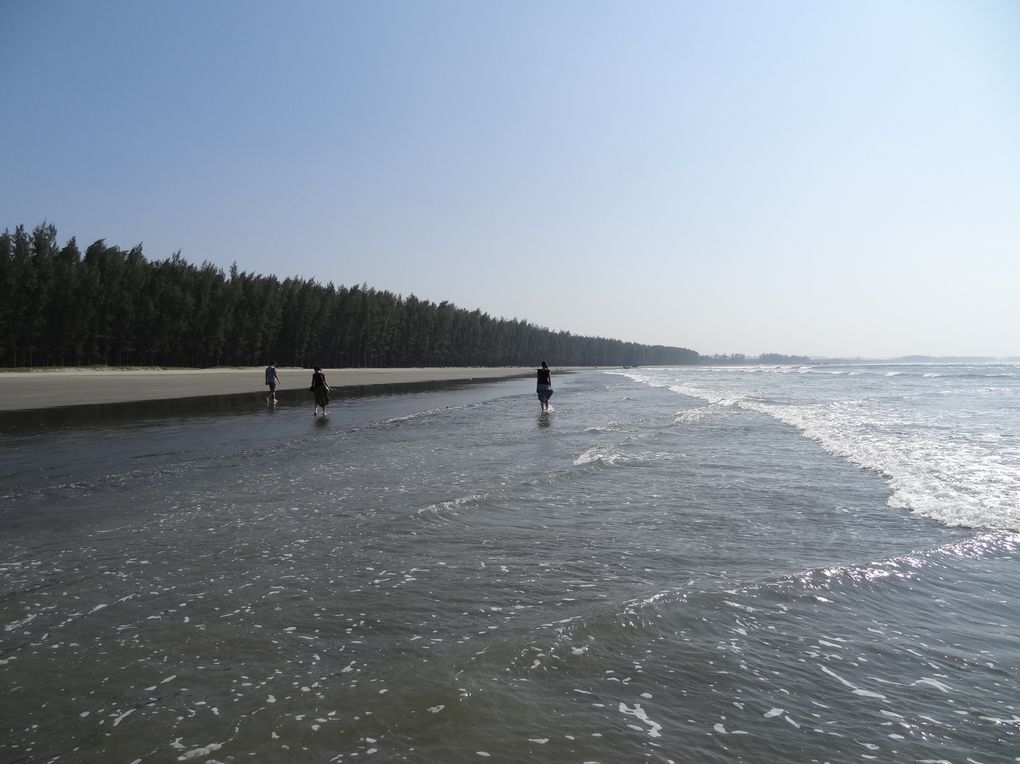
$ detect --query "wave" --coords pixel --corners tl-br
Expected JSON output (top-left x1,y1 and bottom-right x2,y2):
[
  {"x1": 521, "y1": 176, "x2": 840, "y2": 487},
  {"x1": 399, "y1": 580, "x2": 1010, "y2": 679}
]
[
  {"x1": 794, "y1": 532, "x2": 1020, "y2": 587},
  {"x1": 625, "y1": 366, "x2": 1019, "y2": 381},
  {"x1": 530, "y1": 533, "x2": 1020, "y2": 654},
  {"x1": 637, "y1": 534, "x2": 1020, "y2": 626},
  {"x1": 573, "y1": 445, "x2": 624, "y2": 466},
  {"x1": 751, "y1": 401, "x2": 1019, "y2": 533},
  {"x1": 612, "y1": 370, "x2": 1020, "y2": 532},
  {"x1": 673, "y1": 408, "x2": 713, "y2": 425},
  {"x1": 584, "y1": 423, "x2": 623, "y2": 433},
  {"x1": 384, "y1": 406, "x2": 454, "y2": 424},
  {"x1": 416, "y1": 493, "x2": 491, "y2": 517},
  {"x1": 487, "y1": 534, "x2": 1020, "y2": 693}
]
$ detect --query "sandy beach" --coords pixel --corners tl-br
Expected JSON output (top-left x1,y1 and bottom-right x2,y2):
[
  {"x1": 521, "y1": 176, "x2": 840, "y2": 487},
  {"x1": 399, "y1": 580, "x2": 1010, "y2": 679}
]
[{"x1": 0, "y1": 367, "x2": 546, "y2": 412}]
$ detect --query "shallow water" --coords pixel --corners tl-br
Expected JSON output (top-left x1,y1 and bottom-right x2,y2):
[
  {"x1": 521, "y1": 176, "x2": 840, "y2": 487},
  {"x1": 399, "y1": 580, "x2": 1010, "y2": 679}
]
[{"x1": 1, "y1": 369, "x2": 1018, "y2": 762}]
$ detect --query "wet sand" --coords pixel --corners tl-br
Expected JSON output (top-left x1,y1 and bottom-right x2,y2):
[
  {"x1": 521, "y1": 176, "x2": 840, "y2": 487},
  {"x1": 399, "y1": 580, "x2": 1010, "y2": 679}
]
[{"x1": 0, "y1": 367, "x2": 545, "y2": 412}]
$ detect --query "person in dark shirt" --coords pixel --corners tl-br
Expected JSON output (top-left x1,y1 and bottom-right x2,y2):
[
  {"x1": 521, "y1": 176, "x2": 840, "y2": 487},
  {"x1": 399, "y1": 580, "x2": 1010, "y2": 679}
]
[
  {"x1": 310, "y1": 366, "x2": 331, "y2": 416},
  {"x1": 536, "y1": 361, "x2": 553, "y2": 412},
  {"x1": 265, "y1": 361, "x2": 280, "y2": 404}
]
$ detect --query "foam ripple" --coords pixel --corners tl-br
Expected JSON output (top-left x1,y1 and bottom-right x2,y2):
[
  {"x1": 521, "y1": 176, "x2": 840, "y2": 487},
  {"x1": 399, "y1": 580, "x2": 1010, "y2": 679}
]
[{"x1": 611, "y1": 366, "x2": 1020, "y2": 531}]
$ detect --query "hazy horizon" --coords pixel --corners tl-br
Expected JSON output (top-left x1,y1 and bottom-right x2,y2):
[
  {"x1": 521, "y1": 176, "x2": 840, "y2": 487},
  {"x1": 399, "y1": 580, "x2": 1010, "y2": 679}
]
[{"x1": 2, "y1": 1, "x2": 1017, "y2": 358}]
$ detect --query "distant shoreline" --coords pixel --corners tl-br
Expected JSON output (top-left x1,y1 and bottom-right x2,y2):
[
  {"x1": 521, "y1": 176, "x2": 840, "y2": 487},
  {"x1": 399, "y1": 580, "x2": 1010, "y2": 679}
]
[{"x1": 0, "y1": 366, "x2": 585, "y2": 413}]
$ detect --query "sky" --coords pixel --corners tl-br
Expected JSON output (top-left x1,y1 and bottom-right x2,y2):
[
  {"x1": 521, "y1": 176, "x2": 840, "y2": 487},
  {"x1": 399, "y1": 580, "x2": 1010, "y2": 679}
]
[{"x1": 2, "y1": 0, "x2": 1018, "y2": 359}]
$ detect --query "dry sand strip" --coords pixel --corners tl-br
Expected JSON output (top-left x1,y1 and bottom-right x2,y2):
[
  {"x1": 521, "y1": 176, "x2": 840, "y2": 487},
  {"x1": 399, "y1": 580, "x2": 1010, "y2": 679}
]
[{"x1": 0, "y1": 367, "x2": 558, "y2": 412}]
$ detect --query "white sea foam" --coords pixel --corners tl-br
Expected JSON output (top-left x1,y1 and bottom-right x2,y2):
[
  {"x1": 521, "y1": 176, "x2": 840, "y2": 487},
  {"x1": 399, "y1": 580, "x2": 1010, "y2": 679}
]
[
  {"x1": 818, "y1": 665, "x2": 886, "y2": 700},
  {"x1": 673, "y1": 408, "x2": 712, "y2": 424},
  {"x1": 791, "y1": 534, "x2": 1020, "y2": 594},
  {"x1": 913, "y1": 677, "x2": 952, "y2": 693},
  {"x1": 618, "y1": 702, "x2": 662, "y2": 737},
  {"x1": 178, "y1": 741, "x2": 225, "y2": 760},
  {"x1": 418, "y1": 494, "x2": 490, "y2": 516},
  {"x1": 585, "y1": 422, "x2": 622, "y2": 433},
  {"x1": 574, "y1": 446, "x2": 623, "y2": 466},
  {"x1": 113, "y1": 708, "x2": 134, "y2": 727},
  {"x1": 384, "y1": 406, "x2": 453, "y2": 424},
  {"x1": 610, "y1": 366, "x2": 1020, "y2": 531}
]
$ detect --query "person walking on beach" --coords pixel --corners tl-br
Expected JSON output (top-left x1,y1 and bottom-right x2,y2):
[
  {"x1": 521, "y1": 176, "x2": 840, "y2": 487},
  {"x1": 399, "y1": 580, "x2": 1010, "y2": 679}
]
[
  {"x1": 536, "y1": 361, "x2": 553, "y2": 412},
  {"x1": 310, "y1": 366, "x2": 331, "y2": 416},
  {"x1": 265, "y1": 361, "x2": 280, "y2": 403}
]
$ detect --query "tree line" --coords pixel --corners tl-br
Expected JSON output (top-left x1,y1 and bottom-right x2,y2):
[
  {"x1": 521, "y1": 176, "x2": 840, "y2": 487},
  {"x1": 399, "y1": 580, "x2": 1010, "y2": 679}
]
[
  {"x1": 707, "y1": 352, "x2": 811, "y2": 365},
  {"x1": 0, "y1": 223, "x2": 701, "y2": 369}
]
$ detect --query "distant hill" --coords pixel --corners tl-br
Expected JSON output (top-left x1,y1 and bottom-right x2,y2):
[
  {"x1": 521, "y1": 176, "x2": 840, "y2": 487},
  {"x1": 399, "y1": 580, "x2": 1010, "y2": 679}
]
[
  {"x1": 890, "y1": 355, "x2": 1012, "y2": 364},
  {"x1": 702, "y1": 353, "x2": 811, "y2": 365},
  {"x1": 814, "y1": 356, "x2": 1016, "y2": 364}
]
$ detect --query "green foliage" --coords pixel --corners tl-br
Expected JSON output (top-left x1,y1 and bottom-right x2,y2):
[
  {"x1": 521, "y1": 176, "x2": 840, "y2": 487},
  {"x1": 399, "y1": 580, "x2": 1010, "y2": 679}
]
[
  {"x1": 758, "y1": 352, "x2": 810, "y2": 364},
  {"x1": 0, "y1": 223, "x2": 701, "y2": 368}
]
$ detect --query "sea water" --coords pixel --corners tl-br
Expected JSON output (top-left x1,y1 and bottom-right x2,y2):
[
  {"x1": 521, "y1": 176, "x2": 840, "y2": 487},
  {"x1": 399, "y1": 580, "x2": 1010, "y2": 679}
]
[{"x1": 1, "y1": 366, "x2": 1017, "y2": 762}]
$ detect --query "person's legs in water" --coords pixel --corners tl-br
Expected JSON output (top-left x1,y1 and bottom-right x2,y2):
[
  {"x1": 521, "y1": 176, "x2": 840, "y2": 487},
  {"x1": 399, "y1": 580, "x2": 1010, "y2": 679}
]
[{"x1": 537, "y1": 386, "x2": 552, "y2": 411}]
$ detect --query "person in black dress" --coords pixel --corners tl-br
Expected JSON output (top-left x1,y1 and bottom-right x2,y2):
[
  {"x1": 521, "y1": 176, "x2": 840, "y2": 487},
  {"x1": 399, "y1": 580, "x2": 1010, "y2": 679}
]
[{"x1": 536, "y1": 361, "x2": 553, "y2": 412}]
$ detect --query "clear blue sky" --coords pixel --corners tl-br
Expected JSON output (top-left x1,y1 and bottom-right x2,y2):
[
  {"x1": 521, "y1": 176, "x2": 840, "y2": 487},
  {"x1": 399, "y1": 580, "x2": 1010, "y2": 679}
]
[{"x1": 2, "y1": 0, "x2": 1018, "y2": 358}]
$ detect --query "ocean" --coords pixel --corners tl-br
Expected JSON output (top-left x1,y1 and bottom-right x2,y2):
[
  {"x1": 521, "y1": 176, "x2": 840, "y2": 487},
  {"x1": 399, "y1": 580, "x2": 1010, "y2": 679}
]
[{"x1": 1, "y1": 365, "x2": 1018, "y2": 763}]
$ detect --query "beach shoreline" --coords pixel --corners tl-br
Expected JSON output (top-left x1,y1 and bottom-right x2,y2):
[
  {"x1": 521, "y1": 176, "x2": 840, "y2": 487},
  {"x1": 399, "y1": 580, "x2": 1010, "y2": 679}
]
[{"x1": 0, "y1": 366, "x2": 577, "y2": 412}]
